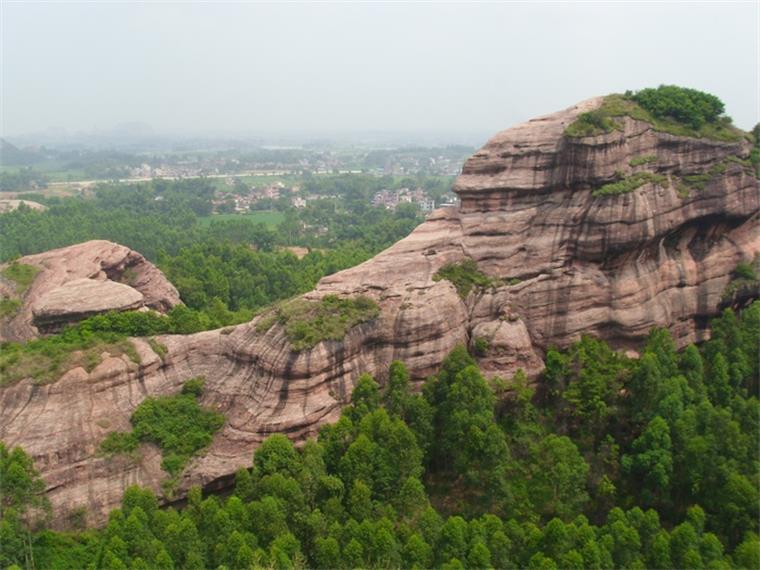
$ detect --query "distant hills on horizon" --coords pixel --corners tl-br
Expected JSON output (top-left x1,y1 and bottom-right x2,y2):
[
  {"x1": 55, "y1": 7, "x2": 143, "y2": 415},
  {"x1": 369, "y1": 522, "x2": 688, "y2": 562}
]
[{"x1": 2, "y1": 124, "x2": 490, "y2": 155}]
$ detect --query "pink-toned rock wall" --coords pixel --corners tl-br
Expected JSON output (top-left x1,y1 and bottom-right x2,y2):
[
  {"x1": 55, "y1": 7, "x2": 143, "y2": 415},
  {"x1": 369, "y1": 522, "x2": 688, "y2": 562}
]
[
  {"x1": 0, "y1": 240, "x2": 181, "y2": 341},
  {"x1": 1, "y1": 99, "x2": 757, "y2": 526}
]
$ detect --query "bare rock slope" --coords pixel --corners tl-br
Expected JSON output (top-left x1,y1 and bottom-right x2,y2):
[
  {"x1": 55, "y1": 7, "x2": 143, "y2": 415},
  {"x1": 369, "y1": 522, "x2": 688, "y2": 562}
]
[
  {"x1": 1, "y1": 98, "x2": 758, "y2": 526},
  {"x1": 0, "y1": 240, "x2": 181, "y2": 340}
]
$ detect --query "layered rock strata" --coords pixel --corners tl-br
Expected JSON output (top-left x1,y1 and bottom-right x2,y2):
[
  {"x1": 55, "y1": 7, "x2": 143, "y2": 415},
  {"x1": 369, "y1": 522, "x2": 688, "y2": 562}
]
[
  {"x1": 1, "y1": 98, "x2": 757, "y2": 526},
  {"x1": 31, "y1": 278, "x2": 145, "y2": 333},
  {"x1": 0, "y1": 240, "x2": 181, "y2": 341}
]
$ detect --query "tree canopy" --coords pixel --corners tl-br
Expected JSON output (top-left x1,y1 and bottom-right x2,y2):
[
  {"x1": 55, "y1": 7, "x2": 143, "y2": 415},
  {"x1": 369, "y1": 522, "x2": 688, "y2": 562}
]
[{"x1": 2, "y1": 302, "x2": 758, "y2": 569}]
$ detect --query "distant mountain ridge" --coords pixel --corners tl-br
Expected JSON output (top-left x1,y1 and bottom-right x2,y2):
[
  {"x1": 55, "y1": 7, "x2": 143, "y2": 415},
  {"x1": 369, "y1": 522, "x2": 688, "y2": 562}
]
[{"x1": 0, "y1": 138, "x2": 42, "y2": 166}]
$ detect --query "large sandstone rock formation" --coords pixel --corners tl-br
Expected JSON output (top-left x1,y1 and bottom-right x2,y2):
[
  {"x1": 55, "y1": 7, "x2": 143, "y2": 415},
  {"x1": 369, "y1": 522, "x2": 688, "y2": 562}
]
[
  {"x1": 1, "y1": 98, "x2": 757, "y2": 526},
  {"x1": 0, "y1": 240, "x2": 181, "y2": 341},
  {"x1": 31, "y1": 278, "x2": 145, "y2": 333}
]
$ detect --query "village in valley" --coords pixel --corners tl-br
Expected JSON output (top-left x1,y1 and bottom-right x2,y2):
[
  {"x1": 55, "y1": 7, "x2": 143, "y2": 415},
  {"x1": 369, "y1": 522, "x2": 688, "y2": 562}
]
[
  {"x1": 212, "y1": 179, "x2": 456, "y2": 216},
  {"x1": 1, "y1": 138, "x2": 467, "y2": 216}
]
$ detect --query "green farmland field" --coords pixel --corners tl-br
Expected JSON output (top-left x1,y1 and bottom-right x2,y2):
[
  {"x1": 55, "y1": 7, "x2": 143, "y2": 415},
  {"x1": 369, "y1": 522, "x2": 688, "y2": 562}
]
[{"x1": 197, "y1": 210, "x2": 285, "y2": 228}]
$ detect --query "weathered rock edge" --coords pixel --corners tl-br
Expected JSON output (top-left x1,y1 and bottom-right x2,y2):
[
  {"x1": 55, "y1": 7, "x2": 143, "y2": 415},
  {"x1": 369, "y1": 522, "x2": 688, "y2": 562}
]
[
  {"x1": 1, "y1": 98, "x2": 757, "y2": 526},
  {"x1": 0, "y1": 240, "x2": 181, "y2": 341}
]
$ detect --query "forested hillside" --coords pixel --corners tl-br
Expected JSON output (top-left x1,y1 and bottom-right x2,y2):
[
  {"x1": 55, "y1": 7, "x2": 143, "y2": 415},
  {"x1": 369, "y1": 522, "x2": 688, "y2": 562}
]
[
  {"x1": 1, "y1": 86, "x2": 758, "y2": 569},
  {"x1": 3, "y1": 303, "x2": 758, "y2": 569},
  {"x1": 0, "y1": 178, "x2": 424, "y2": 328}
]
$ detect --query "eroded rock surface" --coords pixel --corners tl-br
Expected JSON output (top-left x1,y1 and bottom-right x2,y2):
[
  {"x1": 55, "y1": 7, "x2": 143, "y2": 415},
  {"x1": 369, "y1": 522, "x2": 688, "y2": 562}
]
[
  {"x1": 31, "y1": 278, "x2": 145, "y2": 333},
  {"x1": 1, "y1": 99, "x2": 758, "y2": 526},
  {"x1": 0, "y1": 240, "x2": 181, "y2": 341}
]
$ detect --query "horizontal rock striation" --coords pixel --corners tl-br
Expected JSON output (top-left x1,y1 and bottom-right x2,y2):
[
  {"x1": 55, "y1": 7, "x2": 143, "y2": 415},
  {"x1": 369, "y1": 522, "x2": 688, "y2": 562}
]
[
  {"x1": 1, "y1": 98, "x2": 757, "y2": 526},
  {"x1": 0, "y1": 240, "x2": 181, "y2": 341}
]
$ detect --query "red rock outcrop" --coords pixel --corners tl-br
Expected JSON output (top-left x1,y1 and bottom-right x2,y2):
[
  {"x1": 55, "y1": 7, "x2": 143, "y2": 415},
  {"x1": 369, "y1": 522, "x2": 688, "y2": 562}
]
[
  {"x1": 1, "y1": 98, "x2": 757, "y2": 526},
  {"x1": 0, "y1": 240, "x2": 181, "y2": 341}
]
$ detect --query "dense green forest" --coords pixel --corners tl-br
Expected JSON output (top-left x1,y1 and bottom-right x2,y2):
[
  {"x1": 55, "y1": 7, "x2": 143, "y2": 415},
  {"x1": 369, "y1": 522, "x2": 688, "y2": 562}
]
[
  {"x1": 2, "y1": 303, "x2": 758, "y2": 569},
  {"x1": 0, "y1": 178, "x2": 423, "y2": 326}
]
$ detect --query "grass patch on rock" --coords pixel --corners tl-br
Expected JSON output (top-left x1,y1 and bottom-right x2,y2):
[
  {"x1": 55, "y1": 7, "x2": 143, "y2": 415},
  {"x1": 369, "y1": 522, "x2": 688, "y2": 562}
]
[
  {"x1": 263, "y1": 294, "x2": 380, "y2": 350},
  {"x1": 1, "y1": 262, "x2": 40, "y2": 294},
  {"x1": 99, "y1": 431, "x2": 139, "y2": 457},
  {"x1": 592, "y1": 172, "x2": 668, "y2": 197},
  {"x1": 564, "y1": 108, "x2": 618, "y2": 138},
  {"x1": 677, "y1": 156, "x2": 754, "y2": 196},
  {"x1": 0, "y1": 297, "x2": 21, "y2": 318},
  {"x1": 565, "y1": 91, "x2": 744, "y2": 142},
  {"x1": 433, "y1": 259, "x2": 496, "y2": 298},
  {"x1": 147, "y1": 337, "x2": 168, "y2": 360},
  {"x1": 0, "y1": 307, "x2": 227, "y2": 387},
  {"x1": 254, "y1": 312, "x2": 279, "y2": 334},
  {"x1": 98, "y1": 377, "x2": 224, "y2": 484},
  {"x1": 0, "y1": 327, "x2": 140, "y2": 386},
  {"x1": 629, "y1": 155, "x2": 657, "y2": 167}
]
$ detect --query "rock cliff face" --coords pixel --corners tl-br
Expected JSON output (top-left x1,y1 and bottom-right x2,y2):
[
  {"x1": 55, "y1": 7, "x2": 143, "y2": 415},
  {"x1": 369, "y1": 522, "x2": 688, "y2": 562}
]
[
  {"x1": 0, "y1": 240, "x2": 181, "y2": 341},
  {"x1": 1, "y1": 99, "x2": 757, "y2": 526}
]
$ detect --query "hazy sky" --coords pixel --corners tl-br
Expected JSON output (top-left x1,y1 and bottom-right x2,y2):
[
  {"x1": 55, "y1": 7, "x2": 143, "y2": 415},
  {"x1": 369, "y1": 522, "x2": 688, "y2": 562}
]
[{"x1": 2, "y1": 1, "x2": 758, "y2": 139}]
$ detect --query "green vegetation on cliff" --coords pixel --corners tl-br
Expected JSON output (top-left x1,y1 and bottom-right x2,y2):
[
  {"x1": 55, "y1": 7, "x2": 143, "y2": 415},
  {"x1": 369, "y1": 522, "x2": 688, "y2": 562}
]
[
  {"x1": 433, "y1": 259, "x2": 495, "y2": 298},
  {"x1": 0, "y1": 293, "x2": 378, "y2": 385},
  {"x1": 593, "y1": 153, "x2": 756, "y2": 199},
  {"x1": 0, "y1": 308, "x2": 227, "y2": 386},
  {"x1": 0, "y1": 298, "x2": 20, "y2": 318},
  {"x1": 722, "y1": 257, "x2": 760, "y2": 302},
  {"x1": 631, "y1": 85, "x2": 725, "y2": 129},
  {"x1": 629, "y1": 154, "x2": 656, "y2": 167},
  {"x1": 565, "y1": 86, "x2": 744, "y2": 142},
  {"x1": 0, "y1": 262, "x2": 39, "y2": 320},
  {"x1": 3, "y1": 301, "x2": 757, "y2": 569},
  {"x1": 1, "y1": 262, "x2": 40, "y2": 294},
  {"x1": 592, "y1": 172, "x2": 668, "y2": 197},
  {"x1": 99, "y1": 377, "x2": 224, "y2": 479},
  {"x1": 260, "y1": 294, "x2": 380, "y2": 350},
  {"x1": 0, "y1": 326, "x2": 140, "y2": 386}
]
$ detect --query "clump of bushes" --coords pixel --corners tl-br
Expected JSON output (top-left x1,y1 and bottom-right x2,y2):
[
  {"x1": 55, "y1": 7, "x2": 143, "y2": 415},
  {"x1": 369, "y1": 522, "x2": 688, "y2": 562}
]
[
  {"x1": 181, "y1": 376, "x2": 205, "y2": 397},
  {"x1": 433, "y1": 259, "x2": 495, "y2": 298},
  {"x1": 267, "y1": 294, "x2": 380, "y2": 351},
  {"x1": 565, "y1": 88, "x2": 742, "y2": 142},
  {"x1": 98, "y1": 431, "x2": 139, "y2": 457},
  {"x1": 721, "y1": 258, "x2": 760, "y2": 302},
  {"x1": 630, "y1": 85, "x2": 724, "y2": 129},
  {"x1": 79, "y1": 305, "x2": 232, "y2": 336},
  {"x1": 735, "y1": 261, "x2": 758, "y2": 281},
  {"x1": 99, "y1": 377, "x2": 224, "y2": 479},
  {"x1": 472, "y1": 336, "x2": 490, "y2": 357},
  {"x1": 592, "y1": 172, "x2": 668, "y2": 197}
]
